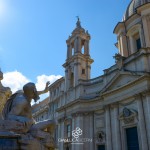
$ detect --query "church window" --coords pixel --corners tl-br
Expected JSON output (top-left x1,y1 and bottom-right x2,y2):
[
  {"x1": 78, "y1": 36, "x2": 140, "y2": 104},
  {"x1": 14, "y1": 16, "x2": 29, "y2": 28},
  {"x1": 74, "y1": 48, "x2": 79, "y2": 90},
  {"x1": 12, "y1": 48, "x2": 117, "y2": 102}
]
[
  {"x1": 133, "y1": 33, "x2": 141, "y2": 51},
  {"x1": 136, "y1": 38, "x2": 141, "y2": 50},
  {"x1": 82, "y1": 69, "x2": 85, "y2": 74},
  {"x1": 127, "y1": 24, "x2": 142, "y2": 54}
]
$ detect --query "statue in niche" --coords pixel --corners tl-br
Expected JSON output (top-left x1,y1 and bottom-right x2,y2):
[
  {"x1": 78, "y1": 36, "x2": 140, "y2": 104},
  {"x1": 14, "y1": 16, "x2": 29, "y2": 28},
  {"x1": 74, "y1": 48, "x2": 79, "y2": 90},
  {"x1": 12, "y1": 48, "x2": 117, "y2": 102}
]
[
  {"x1": 0, "y1": 81, "x2": 56, "y2": 150},
  {"x1": 97, "y1": 131, "x2": 105, "y2": 143},
  {"x1": 0, "y1": 70, "x2": 12, "y2": 118}
]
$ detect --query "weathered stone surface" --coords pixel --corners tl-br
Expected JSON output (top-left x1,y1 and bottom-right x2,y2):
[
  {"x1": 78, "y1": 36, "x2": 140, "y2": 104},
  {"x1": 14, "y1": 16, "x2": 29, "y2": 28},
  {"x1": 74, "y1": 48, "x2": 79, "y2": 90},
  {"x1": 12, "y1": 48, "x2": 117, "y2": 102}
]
[
  {"x1": 0, "y1": 131, "x2": 21, "y2": 150},
  {"x1": 0, "y1": 81, "x2": 56, "y2": 150},
  {"x1": 0, "y1": 71, "x2": 12, "y2": 118}
]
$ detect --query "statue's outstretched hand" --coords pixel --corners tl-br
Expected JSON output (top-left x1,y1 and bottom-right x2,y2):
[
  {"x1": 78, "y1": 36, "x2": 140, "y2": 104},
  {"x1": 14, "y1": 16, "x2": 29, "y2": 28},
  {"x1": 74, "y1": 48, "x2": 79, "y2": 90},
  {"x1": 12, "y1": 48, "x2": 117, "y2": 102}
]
[{"x1": 44, "y1": 81, "x2": 50, "y2": 93}]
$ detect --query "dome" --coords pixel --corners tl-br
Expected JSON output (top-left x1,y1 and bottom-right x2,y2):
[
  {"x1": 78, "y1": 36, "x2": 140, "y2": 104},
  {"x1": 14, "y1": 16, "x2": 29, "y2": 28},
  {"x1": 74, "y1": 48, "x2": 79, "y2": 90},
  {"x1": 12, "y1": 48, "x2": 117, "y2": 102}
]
[{"x1": 123, "y1": 0, "x2": 150, "y2": 20}]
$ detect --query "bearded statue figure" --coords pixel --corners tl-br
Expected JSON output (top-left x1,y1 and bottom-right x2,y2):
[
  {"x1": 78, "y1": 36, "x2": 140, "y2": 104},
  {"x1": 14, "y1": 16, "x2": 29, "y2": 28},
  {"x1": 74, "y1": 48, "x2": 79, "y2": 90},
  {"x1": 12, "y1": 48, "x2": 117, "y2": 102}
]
[{"x1": 0, "y1": 81, "x2": 56, "y2": 150}]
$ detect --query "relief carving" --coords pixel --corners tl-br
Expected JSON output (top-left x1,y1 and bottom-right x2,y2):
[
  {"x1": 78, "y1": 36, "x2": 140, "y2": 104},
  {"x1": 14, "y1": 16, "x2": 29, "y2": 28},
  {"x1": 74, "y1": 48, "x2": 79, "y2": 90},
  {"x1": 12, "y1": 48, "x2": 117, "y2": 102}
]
[{"x1": 119, "y1": 107, "x2": 138, "y2": 124}]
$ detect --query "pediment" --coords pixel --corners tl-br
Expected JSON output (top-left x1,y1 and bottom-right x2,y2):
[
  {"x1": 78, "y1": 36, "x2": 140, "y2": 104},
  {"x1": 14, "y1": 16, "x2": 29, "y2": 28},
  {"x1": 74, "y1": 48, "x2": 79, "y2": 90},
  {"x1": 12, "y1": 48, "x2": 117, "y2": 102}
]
[{"x1": 101, "y1": 72, "x2": 142, "y2": 93}]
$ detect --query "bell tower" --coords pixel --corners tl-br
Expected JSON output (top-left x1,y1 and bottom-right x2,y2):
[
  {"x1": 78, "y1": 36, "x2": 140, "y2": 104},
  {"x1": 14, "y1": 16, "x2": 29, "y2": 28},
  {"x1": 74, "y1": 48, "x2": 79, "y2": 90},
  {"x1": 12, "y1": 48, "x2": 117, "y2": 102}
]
[{"x1": 63, "y1": 18, "x2": 94, "y2": 90}]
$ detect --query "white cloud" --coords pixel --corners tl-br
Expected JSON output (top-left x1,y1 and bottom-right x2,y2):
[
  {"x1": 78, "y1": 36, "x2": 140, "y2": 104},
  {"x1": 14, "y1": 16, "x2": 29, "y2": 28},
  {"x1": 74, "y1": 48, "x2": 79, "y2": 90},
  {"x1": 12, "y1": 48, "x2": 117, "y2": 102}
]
[
  {"x1": 35, "y1": 74, "x2": 62, "y2": 91},
  {"x1": 1, "y1": 70, "x2": 30, "y2": 93},
  {"x1": 1, "y1": 71, "x2": 62, "y2": 101}
]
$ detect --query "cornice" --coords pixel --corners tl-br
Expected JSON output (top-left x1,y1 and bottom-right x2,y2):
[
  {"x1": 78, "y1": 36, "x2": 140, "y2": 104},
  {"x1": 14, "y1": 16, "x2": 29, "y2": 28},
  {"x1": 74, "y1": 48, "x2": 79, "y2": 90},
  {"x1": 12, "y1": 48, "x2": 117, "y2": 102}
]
[
  {"x1": 101, "y1": 74, "x2": 150, "y2": 97},
  {"x1": 56, "y1": 96, "x2": 102, "y2": 112},
  {"x1": 71, "y1": 111, "x2": 94, "y2": 117}
]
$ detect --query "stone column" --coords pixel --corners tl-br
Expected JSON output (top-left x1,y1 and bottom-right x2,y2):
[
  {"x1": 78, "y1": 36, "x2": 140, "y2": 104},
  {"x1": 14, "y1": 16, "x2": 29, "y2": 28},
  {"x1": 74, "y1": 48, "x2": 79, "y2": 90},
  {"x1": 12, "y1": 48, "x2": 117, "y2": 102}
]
[
  {"x1": 78, "y1": 37, "x2": 82, "y2": 53},
  {"x1": 129, "y1": 36, "x2": 136, "y2": 54},
  {"x1": 86, "y1": 64, "x2": 91, "y2": 80},
  {"x1": 75, "y1": 113, "x2": 83, "y2": 150},
  {"x1": 137, "y1": 95, "x2": 148, "y2": 150},
  {"x1": 67, "y1": 45, "x2": 72, "y2": 59},
  {"x1": 71, "y1": 116, "x2": 76, "y2": 150},
  {"x1": 60, "y1": 120, "x2": 65, "y2": 150},
  {"x1": 84, "y1": 40, "x2": 89, "y2": 55},
  {"x1": 89, "y1": 113, "x2": 94, "y2": 150},
  {"x1": 142, "y1": 15, "x2": 150, "y2": 47},
  {"x1": 57, "y1": 121, "x2": 61, "y2": 149},
  {"x1": 120, "y1": 33, "x2": 128, "y2": 57},
  {"x1": 112, "y1": 104, "x2": 121, "y2": 150},
  {"x1": 65, "y1": 69, "x2": 69, "y2": 91},
  {"x1": 79, "y1": 114, "x2": 83, "y2": 150},
  {"x1": 139, "y1": 27, "x2": 145, "y2": 48},
  {"x1": 105, "y1": 105, "x2": 113, "y2": 150},
  {"x1": 145, "y1": 93, "x2": 150, "y2": 149},
  {"x1": 74, "y1": 38, "x2": 78, "y2": 53},
  {"x1": 74, "y1": 62, "x2": 80, "y2": 86}
]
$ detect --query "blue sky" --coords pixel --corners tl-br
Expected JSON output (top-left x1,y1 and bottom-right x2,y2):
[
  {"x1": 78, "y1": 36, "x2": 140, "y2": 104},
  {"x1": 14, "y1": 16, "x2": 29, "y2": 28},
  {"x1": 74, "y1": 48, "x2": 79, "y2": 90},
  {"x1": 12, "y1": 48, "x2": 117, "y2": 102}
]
[{"x1": 0, "y1": 0, "x2": 130, "y2": 95}]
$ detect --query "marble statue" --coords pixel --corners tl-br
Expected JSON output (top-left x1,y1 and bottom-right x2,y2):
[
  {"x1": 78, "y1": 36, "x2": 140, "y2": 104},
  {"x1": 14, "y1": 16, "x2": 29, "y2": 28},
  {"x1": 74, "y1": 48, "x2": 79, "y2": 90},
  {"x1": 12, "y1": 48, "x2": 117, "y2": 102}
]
[
  {"x1": 0, "y1": 70, "x2": 12, "y2": 118},
  {"x1": 0, "y1": 81, "x2": 56, "y2": 150}
]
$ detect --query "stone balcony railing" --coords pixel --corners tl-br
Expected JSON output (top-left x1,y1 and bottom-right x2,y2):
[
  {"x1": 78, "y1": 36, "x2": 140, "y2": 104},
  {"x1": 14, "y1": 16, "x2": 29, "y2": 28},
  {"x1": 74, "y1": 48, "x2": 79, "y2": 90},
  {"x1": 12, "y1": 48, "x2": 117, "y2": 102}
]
[{"x1": 79, "y1": 76, "x2": 103, "y2": 85}]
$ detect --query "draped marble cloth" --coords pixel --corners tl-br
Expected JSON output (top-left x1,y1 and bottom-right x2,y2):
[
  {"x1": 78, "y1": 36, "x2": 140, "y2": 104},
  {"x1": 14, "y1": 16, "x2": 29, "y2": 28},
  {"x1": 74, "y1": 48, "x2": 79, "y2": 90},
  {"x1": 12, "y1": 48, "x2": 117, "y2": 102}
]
[{"x1": 2, "y1": 91, "x2": 23, "y2": 120}]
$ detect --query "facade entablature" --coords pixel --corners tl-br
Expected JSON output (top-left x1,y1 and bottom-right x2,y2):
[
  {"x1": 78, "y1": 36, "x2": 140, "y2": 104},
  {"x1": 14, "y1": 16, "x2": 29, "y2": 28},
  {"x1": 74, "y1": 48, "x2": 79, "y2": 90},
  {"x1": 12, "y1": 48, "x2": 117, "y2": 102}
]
[
  {"x1": 56, "y1": 97, "x2": 103, "y2": 114},
  {"x1": 122, "y1": 47, "x2": 150, "y2": 73},
  {"x1": 126, "y1": 24, "x2": 142, "y2": 36},
  {"x1": 137, "y1": 2, "x2": 150, "y2": 15},
  {"x1": 103, "y1": 65, "x2": 118, "y2": 75},
  {"x1": 64, "y1": 53, "x2": 93, "y2": 66},
  {"x1": 66, "y1": 34, "x2": 90, "y2": 44},
  {"x1": 125, "y1": 14, "x2": 141, "y2": 28},
  {"x1": 114, "y1": 15, "x2": 141, "y2": 36},
  {"x1": 114, "y1": 22, "x2": 125, "y2": 35},
  {"x1": 78, "y1": 75, "x2": 103, "y2": 86}
]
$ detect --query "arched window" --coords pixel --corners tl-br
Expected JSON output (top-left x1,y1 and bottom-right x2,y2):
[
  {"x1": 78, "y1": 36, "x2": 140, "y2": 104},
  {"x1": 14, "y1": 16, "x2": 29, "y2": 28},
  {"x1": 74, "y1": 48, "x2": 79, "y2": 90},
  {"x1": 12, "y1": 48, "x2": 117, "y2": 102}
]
[{"x1": 127, "y1": 24, "x2": 143, "y2": 54}]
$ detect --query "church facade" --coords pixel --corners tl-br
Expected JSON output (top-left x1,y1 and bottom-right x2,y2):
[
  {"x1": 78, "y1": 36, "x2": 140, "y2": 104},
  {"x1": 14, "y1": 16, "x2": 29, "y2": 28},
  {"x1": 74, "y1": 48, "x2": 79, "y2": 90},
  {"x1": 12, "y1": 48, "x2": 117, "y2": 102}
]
[{"x1": 32, "y1": 1, "x2": 150, "y2": 150}]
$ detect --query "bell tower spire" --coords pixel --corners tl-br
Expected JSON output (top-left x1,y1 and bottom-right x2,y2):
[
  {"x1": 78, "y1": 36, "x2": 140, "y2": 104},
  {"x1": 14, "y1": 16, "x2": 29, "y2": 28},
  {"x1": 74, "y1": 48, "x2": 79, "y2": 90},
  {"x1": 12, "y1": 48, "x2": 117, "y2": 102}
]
[{"x1": 63, "y1": 19, "x2": 94, "y2": 90}]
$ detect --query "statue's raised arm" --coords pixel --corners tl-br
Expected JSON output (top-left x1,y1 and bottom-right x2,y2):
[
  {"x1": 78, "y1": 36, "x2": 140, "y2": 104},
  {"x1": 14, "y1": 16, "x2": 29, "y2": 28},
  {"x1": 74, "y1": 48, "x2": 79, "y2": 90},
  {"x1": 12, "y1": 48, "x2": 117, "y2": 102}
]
[{"x1": 37, "y1": 81, "x2": 50, "y2": 96}]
